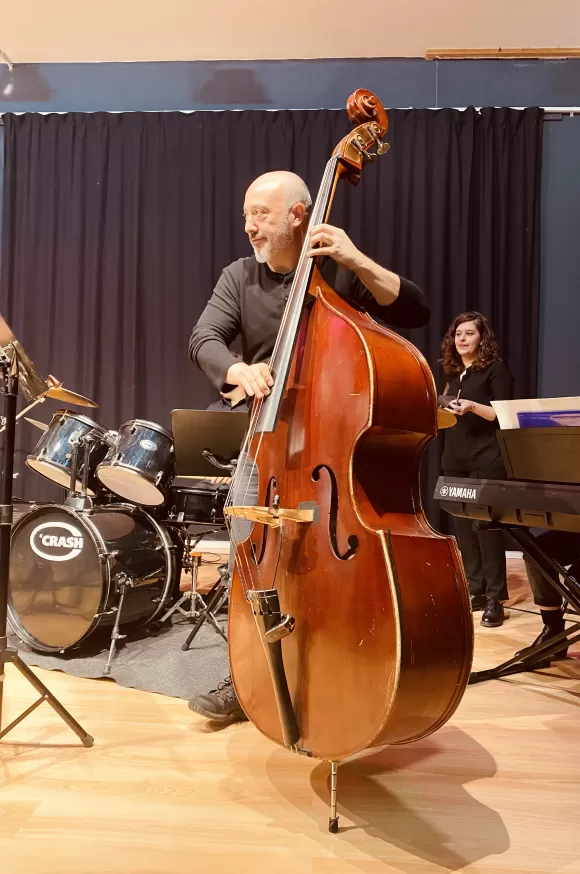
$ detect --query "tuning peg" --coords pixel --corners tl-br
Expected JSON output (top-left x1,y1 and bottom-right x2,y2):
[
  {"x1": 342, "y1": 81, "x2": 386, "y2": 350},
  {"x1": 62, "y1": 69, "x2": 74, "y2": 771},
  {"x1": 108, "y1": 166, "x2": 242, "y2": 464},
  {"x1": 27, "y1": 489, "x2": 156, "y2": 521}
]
[
  {"x1": 352, "y1": 138, "x2": 377, "y2": 162},
  {"x1": 368, "y1": 128, "x2": 390, "y2": 156}
]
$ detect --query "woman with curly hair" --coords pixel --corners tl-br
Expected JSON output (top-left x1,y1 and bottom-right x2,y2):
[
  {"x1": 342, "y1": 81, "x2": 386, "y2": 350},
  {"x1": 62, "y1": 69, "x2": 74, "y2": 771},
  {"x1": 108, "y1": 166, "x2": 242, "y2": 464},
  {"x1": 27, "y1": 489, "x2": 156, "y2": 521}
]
[{"x1": 441, "y1": 311, "x2": 514, "y2": 628}]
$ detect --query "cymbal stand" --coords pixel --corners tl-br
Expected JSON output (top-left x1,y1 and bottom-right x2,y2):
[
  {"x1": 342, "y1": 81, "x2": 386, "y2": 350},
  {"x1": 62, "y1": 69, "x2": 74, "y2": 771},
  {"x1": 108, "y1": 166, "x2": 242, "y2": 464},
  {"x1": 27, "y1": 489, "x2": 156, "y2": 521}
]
[
  {"x1": 0, "y1": 394, "x2": 46, "y2": 434},
  {"x1": 0, "y1": 348, "x2": 93, "y2": 745}
]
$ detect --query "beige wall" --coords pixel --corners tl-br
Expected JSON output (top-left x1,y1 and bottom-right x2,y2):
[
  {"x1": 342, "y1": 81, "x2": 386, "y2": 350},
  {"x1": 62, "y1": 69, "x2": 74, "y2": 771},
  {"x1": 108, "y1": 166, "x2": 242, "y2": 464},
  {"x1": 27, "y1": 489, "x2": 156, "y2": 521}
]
[{"x1": 2, "y1": 0, "x2": 579, "y2": 63}]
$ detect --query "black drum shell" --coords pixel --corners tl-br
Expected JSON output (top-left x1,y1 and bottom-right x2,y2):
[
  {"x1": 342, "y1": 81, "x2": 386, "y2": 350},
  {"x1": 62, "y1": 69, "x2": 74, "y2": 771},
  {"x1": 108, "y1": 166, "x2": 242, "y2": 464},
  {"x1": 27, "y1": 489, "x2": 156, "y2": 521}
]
[
  {"x1": 165, "y1": 484, "x2": 229, "y2": 525},
  {"x1": 96, "y1": 419, "x2": 174, "y2": 506},
  {"x1": 26, "y1": 410, "x2": 108, "y2": 496},
  {"x1": 7, "y1": 503, "x2": 175, "y2": 652}
]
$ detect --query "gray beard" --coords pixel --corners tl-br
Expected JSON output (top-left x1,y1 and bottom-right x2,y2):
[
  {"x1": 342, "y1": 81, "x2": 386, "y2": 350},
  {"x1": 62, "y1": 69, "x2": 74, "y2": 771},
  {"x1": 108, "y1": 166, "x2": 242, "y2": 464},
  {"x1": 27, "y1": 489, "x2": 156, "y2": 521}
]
[
  {"x1": 251, "y1": 219, "x2": 295, "y2": 265},
  {"x1": 252, "y1": 244, "x2": 269, "y2": 264}
]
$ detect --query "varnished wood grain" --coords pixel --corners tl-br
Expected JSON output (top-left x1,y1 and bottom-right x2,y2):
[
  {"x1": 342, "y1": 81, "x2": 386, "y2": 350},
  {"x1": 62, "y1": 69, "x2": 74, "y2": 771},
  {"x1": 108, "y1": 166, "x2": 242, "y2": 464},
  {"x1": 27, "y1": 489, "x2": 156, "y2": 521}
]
[
  {"x1": 229, "y1": 279, "x2": 472, "y2": 759},
  {"x1": 1, "y1": 559, "x2": 579, "y2": 874}
]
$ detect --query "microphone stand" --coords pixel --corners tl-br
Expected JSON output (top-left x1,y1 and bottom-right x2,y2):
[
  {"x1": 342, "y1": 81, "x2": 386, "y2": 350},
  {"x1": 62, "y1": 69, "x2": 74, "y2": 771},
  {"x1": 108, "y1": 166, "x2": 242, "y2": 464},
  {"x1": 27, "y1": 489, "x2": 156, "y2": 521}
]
[{"x1": 0, "y1": 342, "x2": 93, "y2": 746}]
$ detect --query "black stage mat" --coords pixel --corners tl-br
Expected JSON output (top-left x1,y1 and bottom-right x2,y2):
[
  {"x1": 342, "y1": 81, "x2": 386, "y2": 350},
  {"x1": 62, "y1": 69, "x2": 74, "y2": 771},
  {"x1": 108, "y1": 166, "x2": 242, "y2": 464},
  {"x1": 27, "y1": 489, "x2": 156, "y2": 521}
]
[{"x1": 8, "y1": 614, "x2": 229, "y2": 701}]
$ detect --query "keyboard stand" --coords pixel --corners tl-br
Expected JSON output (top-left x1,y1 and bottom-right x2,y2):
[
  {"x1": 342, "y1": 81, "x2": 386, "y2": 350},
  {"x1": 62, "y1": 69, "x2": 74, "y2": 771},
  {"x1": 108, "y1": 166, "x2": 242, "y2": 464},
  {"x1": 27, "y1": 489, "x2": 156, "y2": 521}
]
[{"x1": 469, "y1": 524, "x2": 580, "y2": 684}]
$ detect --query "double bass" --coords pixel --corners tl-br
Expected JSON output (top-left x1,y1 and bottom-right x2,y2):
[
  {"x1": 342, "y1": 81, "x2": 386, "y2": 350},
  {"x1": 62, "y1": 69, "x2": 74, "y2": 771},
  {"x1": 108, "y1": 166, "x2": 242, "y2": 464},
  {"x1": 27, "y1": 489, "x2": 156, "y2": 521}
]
[{"x1": 225, "y1": 90, "x2": 473, "y2": 832}]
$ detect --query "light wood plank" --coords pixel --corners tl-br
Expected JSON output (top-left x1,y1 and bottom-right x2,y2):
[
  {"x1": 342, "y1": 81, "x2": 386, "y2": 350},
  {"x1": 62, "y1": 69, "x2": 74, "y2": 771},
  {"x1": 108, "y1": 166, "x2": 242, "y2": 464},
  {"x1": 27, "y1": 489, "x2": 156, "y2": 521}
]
[{"x1": 1, "y1": 559, "x2": 580, "y2": 874}]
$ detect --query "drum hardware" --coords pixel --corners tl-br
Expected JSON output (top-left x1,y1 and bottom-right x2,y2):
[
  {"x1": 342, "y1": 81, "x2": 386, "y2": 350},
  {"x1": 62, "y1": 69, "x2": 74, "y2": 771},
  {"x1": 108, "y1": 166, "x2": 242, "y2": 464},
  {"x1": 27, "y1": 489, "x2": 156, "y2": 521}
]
[
  {"x1": 162, "y1": 413, "x2": 246, "y2": 650},
  {"x1": 64, "y1": 428, "x2": 115, "y2": 511},
  {"x1": 158, "y1": 526, "x2": 228, "y2": 644},
  {"x1": 160, "y1": 547, "x2": 203, "y2": 623},
  {"x1": 0, "y1": 318, "x2": 93, "y2": 746},
  {"x1": 0, "y1": 375, "x2": 98, "y2": 436},
  {"x1": 64, "y1": 433, "x2": 93, "y2": 510},
  {"x1": 103, "y1": 572, "x2": 134, "y2": 675},
  {"x1": 181, "y1": 563, "x2": 230, "y2": 651}
]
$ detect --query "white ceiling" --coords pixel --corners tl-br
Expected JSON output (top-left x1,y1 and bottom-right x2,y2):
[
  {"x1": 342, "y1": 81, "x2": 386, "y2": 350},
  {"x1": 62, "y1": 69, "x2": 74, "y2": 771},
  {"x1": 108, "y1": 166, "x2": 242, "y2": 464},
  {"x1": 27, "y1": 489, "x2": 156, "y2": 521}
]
[{"x1": 2, "y1": 0, "x2": 578, "y2": 63}]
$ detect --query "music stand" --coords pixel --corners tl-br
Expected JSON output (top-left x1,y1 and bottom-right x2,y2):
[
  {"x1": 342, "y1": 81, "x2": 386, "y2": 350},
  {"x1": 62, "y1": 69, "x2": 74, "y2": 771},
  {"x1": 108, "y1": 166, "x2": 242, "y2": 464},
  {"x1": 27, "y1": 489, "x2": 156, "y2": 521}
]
[
  {"x1": 170, "y1": 409, "x2": 249, "y2": 478},
  {"x1": 0, "y1": 316, "x2": 93, "y2": 745},
  {"x1": 169, "y1": 409, "x2": 248, "y2": 650}
]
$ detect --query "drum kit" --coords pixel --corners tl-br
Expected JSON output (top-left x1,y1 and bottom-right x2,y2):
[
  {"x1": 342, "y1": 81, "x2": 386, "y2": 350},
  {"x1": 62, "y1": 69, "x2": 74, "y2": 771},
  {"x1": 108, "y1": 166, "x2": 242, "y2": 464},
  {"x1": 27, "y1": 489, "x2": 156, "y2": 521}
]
[{"x1": 8, "y1": 387, "x2": 233, "y2": 674}]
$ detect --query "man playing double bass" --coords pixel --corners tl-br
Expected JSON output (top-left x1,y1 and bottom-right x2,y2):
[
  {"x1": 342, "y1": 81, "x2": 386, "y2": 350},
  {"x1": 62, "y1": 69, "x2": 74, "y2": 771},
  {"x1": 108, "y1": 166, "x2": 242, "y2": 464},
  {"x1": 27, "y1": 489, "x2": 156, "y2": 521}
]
[{"x1": 188, "y1": 170, "x2": 430, "y2": 722}]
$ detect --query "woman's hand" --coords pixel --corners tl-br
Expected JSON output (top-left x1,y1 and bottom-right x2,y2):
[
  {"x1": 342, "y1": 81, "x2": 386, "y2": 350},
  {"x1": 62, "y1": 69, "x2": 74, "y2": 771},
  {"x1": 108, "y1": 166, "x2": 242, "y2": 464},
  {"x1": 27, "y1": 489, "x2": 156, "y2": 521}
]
[
  {"x1": 448, "y1": 399, "x2": 474, "y2": 416},
  {"x1": 448, "y1": 399, "x2": 497, "y2": 421}
]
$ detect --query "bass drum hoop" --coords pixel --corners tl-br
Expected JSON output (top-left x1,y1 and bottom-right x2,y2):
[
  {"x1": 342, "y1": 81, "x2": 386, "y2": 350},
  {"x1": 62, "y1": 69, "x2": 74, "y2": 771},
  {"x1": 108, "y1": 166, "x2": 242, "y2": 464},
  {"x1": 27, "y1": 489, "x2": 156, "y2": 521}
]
[
  {"x1": 7, "y1": 503, "x2": 175, "y2": 652},
  {"x1": 7, "y1": 503, "x2": 111, "y2": 652}
]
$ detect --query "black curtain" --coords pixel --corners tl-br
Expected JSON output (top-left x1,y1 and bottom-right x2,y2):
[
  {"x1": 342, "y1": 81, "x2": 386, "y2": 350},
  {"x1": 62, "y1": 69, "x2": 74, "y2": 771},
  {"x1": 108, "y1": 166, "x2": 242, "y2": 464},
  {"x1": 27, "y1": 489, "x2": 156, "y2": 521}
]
[{"x1": 0, "y1": 108, "x2": 543, "y2": 519}]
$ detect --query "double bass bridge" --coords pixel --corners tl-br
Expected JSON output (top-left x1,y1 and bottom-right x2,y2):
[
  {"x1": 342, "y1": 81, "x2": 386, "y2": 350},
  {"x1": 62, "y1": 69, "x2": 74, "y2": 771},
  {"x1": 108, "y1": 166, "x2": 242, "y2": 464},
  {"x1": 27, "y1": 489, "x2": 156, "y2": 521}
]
[{"x1": 224, "y1": 500, "x2": 319, "y2": 528}]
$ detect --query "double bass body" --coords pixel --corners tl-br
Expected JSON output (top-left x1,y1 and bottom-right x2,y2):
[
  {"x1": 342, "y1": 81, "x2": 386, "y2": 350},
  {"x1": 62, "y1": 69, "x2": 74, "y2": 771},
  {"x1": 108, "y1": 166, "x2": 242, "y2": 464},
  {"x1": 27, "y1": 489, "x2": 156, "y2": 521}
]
[{"x1": 228, "y1": 263, "x2": 473, "y2": 762}]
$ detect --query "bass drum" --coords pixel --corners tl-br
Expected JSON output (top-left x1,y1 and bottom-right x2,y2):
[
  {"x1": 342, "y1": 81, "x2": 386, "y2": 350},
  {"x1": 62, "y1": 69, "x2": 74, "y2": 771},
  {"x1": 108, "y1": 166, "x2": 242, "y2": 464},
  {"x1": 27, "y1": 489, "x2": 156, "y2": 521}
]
[{"x1": 8, "y1": 504, "x2": 175, "y2": 652}]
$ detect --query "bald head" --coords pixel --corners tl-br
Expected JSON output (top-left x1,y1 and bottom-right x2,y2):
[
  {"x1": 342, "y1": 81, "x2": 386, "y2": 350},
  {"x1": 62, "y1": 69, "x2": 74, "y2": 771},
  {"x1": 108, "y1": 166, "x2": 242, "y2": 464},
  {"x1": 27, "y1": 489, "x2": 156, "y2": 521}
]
[
  {"x1": 245, "y1": 171, "x2": 312, "y2": 214},
  {"x1": 243, "y1": 171, "x2": 312, "y2": 270}
]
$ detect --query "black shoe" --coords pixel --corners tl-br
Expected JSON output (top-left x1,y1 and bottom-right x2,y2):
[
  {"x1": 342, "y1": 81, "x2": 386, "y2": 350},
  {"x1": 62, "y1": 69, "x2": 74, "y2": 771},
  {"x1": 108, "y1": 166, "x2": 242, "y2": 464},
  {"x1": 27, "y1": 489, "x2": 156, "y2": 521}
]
[
  {"x1": 515, "y1": 624, "x2": 568, "y2": 662},
  {"x1": 188, "y1": 676, "x2": 248, "y2": 723},
  {"x1": 470, "y1": 594, "x2": 487, "y2": 611},
  {"x1": 480, "y1": 599, "x2": 505, "y2": 628}
]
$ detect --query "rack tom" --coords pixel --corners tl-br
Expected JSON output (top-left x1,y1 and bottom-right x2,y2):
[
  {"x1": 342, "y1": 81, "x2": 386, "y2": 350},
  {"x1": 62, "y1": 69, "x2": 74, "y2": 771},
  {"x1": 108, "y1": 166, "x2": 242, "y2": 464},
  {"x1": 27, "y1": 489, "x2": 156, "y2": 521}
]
[
  {"x1": 96, "y1": 419, "x2": 174, "y2": 506},
  {"x1": 26, "y1": 410, "x2": 109, "y2": 496}
]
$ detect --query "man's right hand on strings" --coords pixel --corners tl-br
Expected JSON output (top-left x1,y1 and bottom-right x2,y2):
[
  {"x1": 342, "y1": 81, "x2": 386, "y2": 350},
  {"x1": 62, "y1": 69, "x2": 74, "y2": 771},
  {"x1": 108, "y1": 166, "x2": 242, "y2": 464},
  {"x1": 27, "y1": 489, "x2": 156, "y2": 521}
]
[{"x1": 225, "y1": 361, "x2": 273, "y2": 400}]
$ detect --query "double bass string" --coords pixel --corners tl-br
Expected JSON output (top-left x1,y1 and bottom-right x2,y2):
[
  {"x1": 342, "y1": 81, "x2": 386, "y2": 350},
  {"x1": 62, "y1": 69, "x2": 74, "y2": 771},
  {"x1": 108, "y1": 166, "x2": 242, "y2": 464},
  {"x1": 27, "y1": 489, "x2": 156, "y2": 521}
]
[{"x1": 225, "y1": 158, "x2": 339, "y2": 597}]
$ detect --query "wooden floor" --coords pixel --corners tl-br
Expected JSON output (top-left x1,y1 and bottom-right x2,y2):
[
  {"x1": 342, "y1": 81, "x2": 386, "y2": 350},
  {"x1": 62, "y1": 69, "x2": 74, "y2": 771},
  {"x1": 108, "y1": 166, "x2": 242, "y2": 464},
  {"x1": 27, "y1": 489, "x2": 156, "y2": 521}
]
[{"x1": 2, "y1": 559, "x2": 580, "y2": 874}]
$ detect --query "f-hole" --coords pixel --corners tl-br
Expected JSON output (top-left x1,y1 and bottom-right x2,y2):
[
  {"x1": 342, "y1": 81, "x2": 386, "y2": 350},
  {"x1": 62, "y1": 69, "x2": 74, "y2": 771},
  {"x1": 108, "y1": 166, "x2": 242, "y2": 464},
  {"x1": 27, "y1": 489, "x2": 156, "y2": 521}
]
[
  {"x1": 251, "y1": 476, "x2": 277, "y2": 565},
  {"x1": 312, "y1": 464, "x2": 359, "y2": 561}
]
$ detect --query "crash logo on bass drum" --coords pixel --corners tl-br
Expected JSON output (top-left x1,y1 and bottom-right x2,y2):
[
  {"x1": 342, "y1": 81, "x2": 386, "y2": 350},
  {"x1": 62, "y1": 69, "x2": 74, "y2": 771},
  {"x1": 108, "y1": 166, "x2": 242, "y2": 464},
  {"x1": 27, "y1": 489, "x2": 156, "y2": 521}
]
[{"x1": 30, "y1": 521, "x2": 85, "y2": 562}]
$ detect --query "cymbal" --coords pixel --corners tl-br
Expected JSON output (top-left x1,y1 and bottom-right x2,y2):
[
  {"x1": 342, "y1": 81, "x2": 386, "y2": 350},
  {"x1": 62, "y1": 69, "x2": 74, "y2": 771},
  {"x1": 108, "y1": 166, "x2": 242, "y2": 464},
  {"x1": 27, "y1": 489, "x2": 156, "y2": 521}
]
[
  {"x1": 437, "y1": 407, "x2": 457, "y2": 430},
  {"x1": 24, "y1": 417, "x2": 49, "y2": 432},
  {"x1": 45, "y1": 386, "x2": 98, "y2": 408}
]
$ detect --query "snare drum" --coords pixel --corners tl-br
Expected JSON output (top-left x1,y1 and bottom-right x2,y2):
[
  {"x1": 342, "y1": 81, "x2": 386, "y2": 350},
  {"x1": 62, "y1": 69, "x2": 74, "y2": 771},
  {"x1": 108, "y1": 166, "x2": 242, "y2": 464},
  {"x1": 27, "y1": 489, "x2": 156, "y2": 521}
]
[
  {"x1": 26, "y1": 410, "x2": 109, "y2": 496},
  {"x1": 96, "y1": 420, "x2": 174, "y2": 506},
  {"x1": 166, "y1": 484, "x2": 229, "y2": 525}
]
